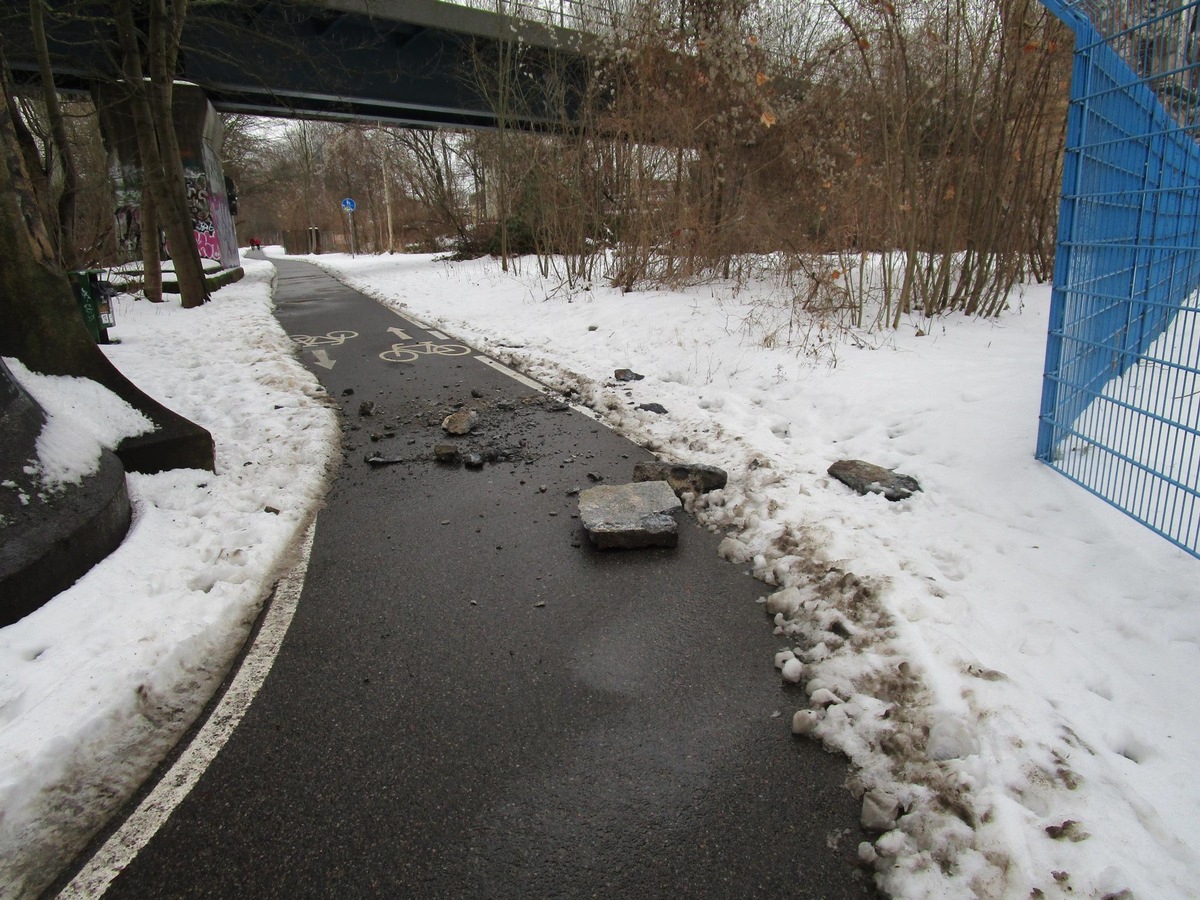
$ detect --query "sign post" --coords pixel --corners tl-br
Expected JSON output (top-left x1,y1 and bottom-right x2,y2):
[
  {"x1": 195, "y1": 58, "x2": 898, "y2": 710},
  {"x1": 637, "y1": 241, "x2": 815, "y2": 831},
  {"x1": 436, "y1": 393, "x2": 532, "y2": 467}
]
[{"x1": 341, "y1": 197, "x2": 357, "y2": 257}]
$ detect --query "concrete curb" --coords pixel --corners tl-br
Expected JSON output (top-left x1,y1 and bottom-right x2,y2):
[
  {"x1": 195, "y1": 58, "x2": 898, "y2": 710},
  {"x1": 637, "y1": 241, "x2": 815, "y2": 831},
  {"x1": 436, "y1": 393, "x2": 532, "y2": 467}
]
[{"x1": 0, "y1": 358, "x2": 131, "y2": 627}]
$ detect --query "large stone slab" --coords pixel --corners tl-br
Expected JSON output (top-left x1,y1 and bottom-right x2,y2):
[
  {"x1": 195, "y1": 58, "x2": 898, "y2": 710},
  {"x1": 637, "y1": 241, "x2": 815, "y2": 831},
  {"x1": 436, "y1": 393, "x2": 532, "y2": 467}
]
[
  {"x1": 579, "y1": 481, "x2": 682, "y2": 549},
  {"x1": 828, "y1": 459, "x2": 921, "y2": 501}
]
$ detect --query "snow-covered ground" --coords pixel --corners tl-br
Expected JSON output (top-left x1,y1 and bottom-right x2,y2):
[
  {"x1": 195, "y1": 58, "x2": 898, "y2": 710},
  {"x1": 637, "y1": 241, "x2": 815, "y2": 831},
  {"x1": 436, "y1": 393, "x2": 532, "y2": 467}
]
[
  {"x1": 0, "y1": 258, "x2": 338, "y2": 899},
  {"x1": 2, "y1": 248, "x2": 1197, "y2": 899}
]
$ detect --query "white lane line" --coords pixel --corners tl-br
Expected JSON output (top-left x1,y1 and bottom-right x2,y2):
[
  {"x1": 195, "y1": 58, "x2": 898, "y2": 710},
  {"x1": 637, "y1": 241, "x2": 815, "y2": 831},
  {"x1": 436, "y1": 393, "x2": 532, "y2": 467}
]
[
  {"x1": 427, "y1": 329, "x2": 449, "y2": 341},
  {"x1": 390, "y1": 309, "x2": 425, "y2": 328},
  {"x1": 474, "y1": 356, "x2": 548, "y2": 391},
  {"x1": 58, "y1": 521, "x2": 317, "y2": 899},
  {"x1": 472, "y1": 356, "x2": 605, "y2": 422}
]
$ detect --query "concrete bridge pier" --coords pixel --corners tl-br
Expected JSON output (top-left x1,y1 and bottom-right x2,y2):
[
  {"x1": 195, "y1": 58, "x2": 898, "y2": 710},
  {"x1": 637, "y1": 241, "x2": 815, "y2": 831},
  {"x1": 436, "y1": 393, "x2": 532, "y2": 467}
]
[
  {"x1": 0, "y1": 359, "x2": 131, "y2": 627},
  {"x1": 95, "y1": 82, "x2": 241, "y2": 273}
]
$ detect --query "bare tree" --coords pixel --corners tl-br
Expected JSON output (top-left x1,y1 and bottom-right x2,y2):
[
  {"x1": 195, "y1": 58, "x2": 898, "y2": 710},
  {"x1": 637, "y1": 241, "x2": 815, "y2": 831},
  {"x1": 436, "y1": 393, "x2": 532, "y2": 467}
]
[
  {"x1": 113, "y1": 0, "x2": 209, "y2": 308},
  {"x1": 27, "y1": 0, "x2": 80, "y2": 269}
]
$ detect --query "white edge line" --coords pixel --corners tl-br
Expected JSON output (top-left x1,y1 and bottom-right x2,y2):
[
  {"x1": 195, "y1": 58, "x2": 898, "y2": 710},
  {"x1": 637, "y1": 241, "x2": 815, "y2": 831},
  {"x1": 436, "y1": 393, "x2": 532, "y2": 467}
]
[
  {"x1": 58, "y1": 521, "x2": 317, "y2": 899},
  {"x1": 390, "y1": 309, "x2": 425, "y2": 328},
  {"x1": 472, "y1": 356, "x2": 606, "y2": 423},
  {"x1": 474, "y1": 355, "x2": 548, "y2": 392},
  {"x1": 426, "y1": 329, "x2": 449, "y2": 340}
]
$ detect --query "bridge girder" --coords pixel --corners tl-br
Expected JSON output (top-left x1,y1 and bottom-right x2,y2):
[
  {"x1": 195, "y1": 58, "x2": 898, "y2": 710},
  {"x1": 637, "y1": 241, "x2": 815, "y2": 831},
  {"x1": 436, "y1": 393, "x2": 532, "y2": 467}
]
[{"x1": 0, "y1": 0, "x2": 592, "y2": 131}]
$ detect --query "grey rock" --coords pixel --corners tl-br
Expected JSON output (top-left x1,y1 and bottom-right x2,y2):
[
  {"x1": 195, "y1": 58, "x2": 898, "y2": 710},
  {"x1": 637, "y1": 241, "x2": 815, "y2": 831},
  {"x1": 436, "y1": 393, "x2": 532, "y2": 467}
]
[
  {"x1": 633, "y1": 460, "x2": 727, "y2": 497},
  {"x1": 463, "y1": 452, "x2": 485, "y2": 469},
  {"x1": 358, "y1": 400, "x2": 376, "y2": 417},
  {"x1": 828, "y1": 459, "x2": 921, "y2": 501},
  {"x1": 637, "y1": 402, "x2": 668, "y2": 415},
  {"x1": 433, "y1": 444, "x2": 460, "y2": 463},
  {"x1": 578, "y1": 481, "x2": 682, "y2": 550},
  {"x1": 442, "y1": 408, "x2": 479, "y2": 435},
  {"x1": 614, "y1": 368, "x2": 645, "y2": 382}
]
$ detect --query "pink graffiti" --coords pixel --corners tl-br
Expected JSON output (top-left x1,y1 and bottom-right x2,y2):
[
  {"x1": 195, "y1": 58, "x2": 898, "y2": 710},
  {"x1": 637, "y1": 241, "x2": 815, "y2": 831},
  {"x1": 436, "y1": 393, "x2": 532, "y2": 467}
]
[{"x1": 195, "y1": 229, "x2": 221, "y2": 260}]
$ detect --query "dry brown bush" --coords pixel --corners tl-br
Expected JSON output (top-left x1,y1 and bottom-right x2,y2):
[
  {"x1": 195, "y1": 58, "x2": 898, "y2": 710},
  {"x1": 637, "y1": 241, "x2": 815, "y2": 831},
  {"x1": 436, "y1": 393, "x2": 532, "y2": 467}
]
[{"x1": 238, "y1": 0, "x2": 1071, "y2": 332}]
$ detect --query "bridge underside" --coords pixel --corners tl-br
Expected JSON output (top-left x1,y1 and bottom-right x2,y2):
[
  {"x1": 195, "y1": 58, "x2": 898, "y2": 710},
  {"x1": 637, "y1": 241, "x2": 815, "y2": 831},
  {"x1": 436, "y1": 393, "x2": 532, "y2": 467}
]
[{"x1": 0, "y1": 0, "x2": 589, "y2": 130}]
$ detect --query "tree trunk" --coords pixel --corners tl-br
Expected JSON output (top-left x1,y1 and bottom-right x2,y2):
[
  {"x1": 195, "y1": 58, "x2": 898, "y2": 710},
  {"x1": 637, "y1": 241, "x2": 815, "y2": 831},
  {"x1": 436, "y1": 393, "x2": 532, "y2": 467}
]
[
  {"x1": 141, "y1": 190, "x2": 163, "y2": 301},
  {"x1": 0, "y1": 74, "x2": 213, "y2": 472},
  {"x1": 2, "y1": 67, "x2": 56, "y2": 245},
  {"x1": 114, "y1": 0, "x2": 209, "y2": 309},
  {"x1": 30, "y1": 0, "x2": 79, "y2": 270}
]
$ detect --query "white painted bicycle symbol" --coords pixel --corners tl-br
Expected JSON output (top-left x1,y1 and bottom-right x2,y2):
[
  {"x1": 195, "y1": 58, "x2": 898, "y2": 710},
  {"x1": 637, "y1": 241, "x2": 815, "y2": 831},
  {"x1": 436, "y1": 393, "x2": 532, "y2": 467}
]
[
  {"x1": 380, "y1": 341, "x2": 472, "y2": 363},
  {"x1": 290, "y1": 330, "x2": 359, "y2": 347}
]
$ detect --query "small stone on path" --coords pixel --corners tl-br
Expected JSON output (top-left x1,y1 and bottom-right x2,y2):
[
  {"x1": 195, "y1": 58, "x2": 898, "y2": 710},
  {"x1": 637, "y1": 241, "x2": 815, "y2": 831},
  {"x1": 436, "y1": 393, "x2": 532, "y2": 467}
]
[
  {"x1": 365, "y1": 454, "x2": 404, "y2": 467},
  {"x1": 442, "y1": 408, "x2": 479, "y2": 435}
]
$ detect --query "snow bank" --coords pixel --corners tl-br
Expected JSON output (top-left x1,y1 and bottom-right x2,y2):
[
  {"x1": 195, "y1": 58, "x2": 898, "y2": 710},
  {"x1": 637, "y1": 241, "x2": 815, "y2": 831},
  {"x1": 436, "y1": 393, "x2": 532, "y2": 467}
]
[{"x1": 2, "y1": 359, "x2": 152, "y2": 489}]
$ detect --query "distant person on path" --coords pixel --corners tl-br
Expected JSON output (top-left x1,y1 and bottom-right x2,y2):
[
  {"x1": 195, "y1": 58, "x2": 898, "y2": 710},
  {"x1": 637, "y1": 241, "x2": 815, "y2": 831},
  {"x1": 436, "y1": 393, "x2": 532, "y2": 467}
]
[{"x1": 249, "y1": 237, "x2": 262, "y2": 251}]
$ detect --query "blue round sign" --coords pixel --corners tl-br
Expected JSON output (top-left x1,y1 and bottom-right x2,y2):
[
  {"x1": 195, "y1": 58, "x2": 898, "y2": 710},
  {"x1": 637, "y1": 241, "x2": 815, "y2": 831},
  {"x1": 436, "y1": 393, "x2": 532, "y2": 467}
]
[{"x1": 341, "y1": 197, "x2": 356, "y2": 212}]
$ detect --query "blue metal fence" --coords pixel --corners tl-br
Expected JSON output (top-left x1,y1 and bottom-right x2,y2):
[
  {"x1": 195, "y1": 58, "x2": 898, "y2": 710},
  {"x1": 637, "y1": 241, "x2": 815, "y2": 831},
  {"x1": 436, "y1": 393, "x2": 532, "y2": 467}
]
[{"x1": 1038, "y1": 0, "x2": 1200, "y2": 555}]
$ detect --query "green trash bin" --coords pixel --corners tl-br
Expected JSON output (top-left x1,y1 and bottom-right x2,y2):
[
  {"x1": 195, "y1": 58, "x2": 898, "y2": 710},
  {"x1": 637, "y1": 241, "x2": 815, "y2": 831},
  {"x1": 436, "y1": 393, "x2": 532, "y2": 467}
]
[{"x1": 68, "y1": 270, "x2": 115, "y2": 344}]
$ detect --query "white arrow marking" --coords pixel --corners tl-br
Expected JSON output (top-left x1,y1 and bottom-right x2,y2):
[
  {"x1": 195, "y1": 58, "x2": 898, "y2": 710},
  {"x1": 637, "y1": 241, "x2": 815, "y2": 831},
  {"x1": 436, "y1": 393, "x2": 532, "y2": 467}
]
[
  {"x1": 311, "y1": 349, "x2": 336, "y2": 369},
  {"x1": 387, "y1": 326, "x2": 412, "y2": 340}
]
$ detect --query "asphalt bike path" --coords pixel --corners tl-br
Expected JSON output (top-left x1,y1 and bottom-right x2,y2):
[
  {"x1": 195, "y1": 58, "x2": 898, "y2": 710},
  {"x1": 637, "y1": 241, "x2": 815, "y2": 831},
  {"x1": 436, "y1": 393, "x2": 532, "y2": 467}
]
[{"x1": 80, "y1": 257, "x2": 877, "y2": 898}]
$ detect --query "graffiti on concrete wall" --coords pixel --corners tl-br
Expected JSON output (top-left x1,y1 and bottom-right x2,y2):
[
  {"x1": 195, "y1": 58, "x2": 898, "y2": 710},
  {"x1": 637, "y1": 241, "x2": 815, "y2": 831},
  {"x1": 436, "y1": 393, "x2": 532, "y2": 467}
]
[
  {"x1": 201, "y1": 105, "x2": 240, "y2": 268},
  {"x1": 184, "y1": 168, "x2": 221, "y2": 260},
  {"x1": 97, "y1": 84, "x2": 240, "y2": 269},
  {"x1": 202, "y1": 147, "x2": 240, "y2": 266}
]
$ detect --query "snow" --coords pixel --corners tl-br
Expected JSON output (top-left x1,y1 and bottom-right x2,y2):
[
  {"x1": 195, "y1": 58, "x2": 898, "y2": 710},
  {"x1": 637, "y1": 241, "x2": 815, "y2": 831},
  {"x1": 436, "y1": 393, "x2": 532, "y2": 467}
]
[
  {"x1": 2, "y1": 359, "x2": 153, "y2": 489},
  {"x1": 0, "y1": 258, "x2": 338, "y2": 899},
  {"x1": 2, "y1": 247, "x2": 1198, "y2": 899}
]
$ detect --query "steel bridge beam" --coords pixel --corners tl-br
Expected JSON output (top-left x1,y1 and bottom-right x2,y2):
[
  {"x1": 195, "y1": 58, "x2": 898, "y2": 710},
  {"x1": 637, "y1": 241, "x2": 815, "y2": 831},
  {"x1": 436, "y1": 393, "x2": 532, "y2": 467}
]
[{"x1": 0, "y1": 0, "x2": 591, "y2": 130}]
